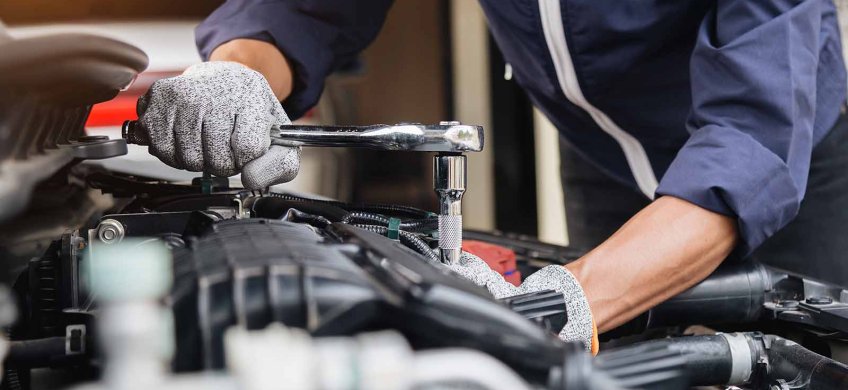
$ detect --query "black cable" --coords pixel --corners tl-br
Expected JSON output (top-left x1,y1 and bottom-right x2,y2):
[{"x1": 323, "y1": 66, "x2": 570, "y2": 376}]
[
  {"x1": 281, "y1": 209, "x2": 332, "y2": 228},
  {"x1": 399, "y1": 218, "x2": 438, "y2": 232},
  {"x1": 343, "y1": 212, "x2": 438, "y2": 233},
  {"x1": 344, "y1": 212, "x2": 390, "y2": 225},
  {"x1": 353, "y1": 224, "x2": 439, "y2": 263},
  {"x1": 269, "y1": 193, "x2": 432, "y2": 219},
  {"x1": 256, "y1": 198, "x2": 439, "y2": 261},
  {"x1": 200, "y1": 210, "x2": 226, "y2": 221}
]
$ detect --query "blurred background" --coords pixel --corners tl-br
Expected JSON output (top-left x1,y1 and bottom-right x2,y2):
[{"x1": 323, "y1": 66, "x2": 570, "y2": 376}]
[{"x1": 1, "y1": 0, "x2": 569, "y2": 244}]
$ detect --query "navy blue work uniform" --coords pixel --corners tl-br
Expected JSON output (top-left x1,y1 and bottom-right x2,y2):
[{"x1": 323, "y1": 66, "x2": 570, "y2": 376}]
[{"x1": 197, "y1": 1, "x2": 848, "y2": 286}]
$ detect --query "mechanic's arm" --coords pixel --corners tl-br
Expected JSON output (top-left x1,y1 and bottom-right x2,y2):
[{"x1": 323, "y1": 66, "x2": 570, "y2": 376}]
[
  {"x1": 196, "y1": 0, "x2": 394, "y2": 119},
  {"x1": 209, "y1": 39, "x2": 295, "y2": 100},
  {"x1": 567, "y1": 196, "x2": 736, "y2": 332},
  {"x1": 136, "y1": 1, "x2": 394, "y2": 188},
  {"x1": 577, "y1": 0, "x2": 838, "y2": 333}
]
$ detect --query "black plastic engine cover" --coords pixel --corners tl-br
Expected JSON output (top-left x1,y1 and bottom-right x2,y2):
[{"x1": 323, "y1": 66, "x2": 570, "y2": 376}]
[
  {"x1": 170, "y1": 218, "x2": 564, "y2": 374},
  {"x1": 170, "y1": 219, "x2": 382, "y2": 370}
]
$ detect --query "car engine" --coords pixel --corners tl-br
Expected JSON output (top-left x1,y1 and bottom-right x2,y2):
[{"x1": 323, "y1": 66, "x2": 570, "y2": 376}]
[{"x1": 0, "y1": 23, "x2": 847, "y2": 390}]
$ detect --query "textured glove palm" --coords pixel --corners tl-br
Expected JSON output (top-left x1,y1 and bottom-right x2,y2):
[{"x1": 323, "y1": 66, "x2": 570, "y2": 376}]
[
  {"x1": 137, "y1": 61, "x2": 300, "y2": 189},
  {"x1": 447, "y1": 253, "x2": 596, "y2": 353}
]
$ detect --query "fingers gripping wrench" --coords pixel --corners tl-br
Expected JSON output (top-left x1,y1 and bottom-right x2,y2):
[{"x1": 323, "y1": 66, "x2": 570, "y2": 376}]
[{"x1": 122, "y1": 120, "x2": 483, "y2": 264}]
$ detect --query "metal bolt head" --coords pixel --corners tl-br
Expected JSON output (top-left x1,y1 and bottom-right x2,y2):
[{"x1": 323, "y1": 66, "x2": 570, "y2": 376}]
[{"x1": 97, "y1": 219, "x2": 125, "y2": 244}]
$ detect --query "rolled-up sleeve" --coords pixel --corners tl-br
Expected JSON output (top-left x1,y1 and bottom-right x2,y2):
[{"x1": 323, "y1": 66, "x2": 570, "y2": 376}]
[
  {"x1": 656, "y1": 0, "x2": 825, "y2": 253},
  {"x1": 196, "y1": 0, "x2": 394, "y2": 119}
]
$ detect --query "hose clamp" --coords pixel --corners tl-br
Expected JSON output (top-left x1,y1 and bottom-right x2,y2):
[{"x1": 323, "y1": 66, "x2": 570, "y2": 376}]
[{"x1": 720, "y1": 333, "x2": 753, "y2": 385}]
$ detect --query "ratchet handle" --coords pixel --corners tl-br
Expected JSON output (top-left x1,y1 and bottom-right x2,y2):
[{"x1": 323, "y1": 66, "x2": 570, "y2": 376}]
[
  {"x1": 122, "y1": 120, "x2": 150, "y2": 146},
  {"x1": 122, "y1": 120, "x2": 484, "y2": 153}
]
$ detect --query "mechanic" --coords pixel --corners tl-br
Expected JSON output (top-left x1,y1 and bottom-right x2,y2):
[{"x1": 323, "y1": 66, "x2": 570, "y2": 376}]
[{"x1": 136, "y1": 1, "x2": 848, "y2": 354}]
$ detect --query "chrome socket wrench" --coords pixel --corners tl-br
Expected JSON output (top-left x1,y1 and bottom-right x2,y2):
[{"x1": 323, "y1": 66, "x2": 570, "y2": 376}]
[
  {"x1": 122, "y1": 120, "x2": 483, "y2": 153},
  {"x1": 122, "y1": 119, "x2": 482, "y2": 264}
]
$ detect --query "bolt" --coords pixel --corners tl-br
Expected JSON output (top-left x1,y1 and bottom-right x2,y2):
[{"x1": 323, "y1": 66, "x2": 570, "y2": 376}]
[
  {"x1": 97, "y1": 219, "x2": 125, "y2": 244},
  {"x1": 806, "y1": 296, "x2": 833, "y2": 305}
]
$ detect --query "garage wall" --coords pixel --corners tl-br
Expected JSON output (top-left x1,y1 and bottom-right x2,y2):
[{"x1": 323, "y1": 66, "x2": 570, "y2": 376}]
[
  {"x1": 0, "y1": 0, "x2": 222, "y2": 24},
  {"x1": 450, "y1": 0, "x2": 495, "y2": 231},
  {"x1": 322, "y1": 1, "x2": 450, "y2": 210}
]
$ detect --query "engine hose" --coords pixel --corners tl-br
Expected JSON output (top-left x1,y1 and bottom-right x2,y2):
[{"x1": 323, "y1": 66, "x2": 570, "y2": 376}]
[
  {"x1": 597, "y1": 333, "x2": 848, "y2": 389},
  {"x1": 268, "y1": 193, "x2": 432, "y2": 219},
  {"x1": 762, "y1": 334, "x2": 848, "y2": 390},
  {"x1": 596, "y1": 334, "x2": 734, "y2": 387},
  {"x1": 6, "y1": 337, "x2": 68, "y2": 367},
  {"x1": 353, "y1": 224, "x2": 439, "y2": 263},
  {"x1": 645, "y1": 261, "x2": 771, "y2": 329}
]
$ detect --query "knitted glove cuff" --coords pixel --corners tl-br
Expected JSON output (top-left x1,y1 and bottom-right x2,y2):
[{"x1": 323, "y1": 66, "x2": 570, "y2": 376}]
[
  {"x1": 448, "y1": 254, "x2": 594, "y2": 352},
  {"x1": 519, "y1": 265, "x2": 594, "y2": 352}
]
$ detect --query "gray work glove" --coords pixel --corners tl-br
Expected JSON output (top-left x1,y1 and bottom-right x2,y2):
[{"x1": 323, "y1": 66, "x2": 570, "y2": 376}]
[
  {"x1": 137, "y1": 61, "x2": 301, "y2": 189},
  {"x1": 447, "y1": 252, "x2": 596, "y2": 353}
]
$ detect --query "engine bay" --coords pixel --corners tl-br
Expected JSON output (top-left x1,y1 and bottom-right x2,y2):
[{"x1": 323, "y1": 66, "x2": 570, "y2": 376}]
[{"x1": 0, "y1": 166, "x2": 845, "y2": 390}]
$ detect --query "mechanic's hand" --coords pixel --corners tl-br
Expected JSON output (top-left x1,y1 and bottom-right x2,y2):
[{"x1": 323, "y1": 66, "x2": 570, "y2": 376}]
[
  {"x1": 448, "y1": 252, "x2": 598, "y2": 354},
  {"x1": 137, "y1": 61, "x2": 301, "y2": 189}
]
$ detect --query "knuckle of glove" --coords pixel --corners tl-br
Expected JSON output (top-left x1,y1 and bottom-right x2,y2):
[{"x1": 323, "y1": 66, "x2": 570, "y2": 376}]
[
  {"x1": 448, "y1": 253, "x2": 519, "y2": 298},
  {"x1": 142, "y1": 61, "x2": 289, "y2": 181},
  {"x1": 240, "y1": 146, "x2": 301, "y2": 189},
  {"x1": 231, "y1": 107, "x2": 273, "y2": 167},
  {"x1": 197, "y1": 62, "x2": 284, "y2": 169},
  {"x1": 139, "y1": 81, "x2": 181, "y2": 167}
]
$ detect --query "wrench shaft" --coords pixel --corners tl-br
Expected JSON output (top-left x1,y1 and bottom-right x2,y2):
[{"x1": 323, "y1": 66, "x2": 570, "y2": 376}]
[
  {"x1": 270, "y1": 123, "x2": 483, "y2": 152},
  {"x1": 122, "y1": 121, "x2": 483, "y2": 153}
]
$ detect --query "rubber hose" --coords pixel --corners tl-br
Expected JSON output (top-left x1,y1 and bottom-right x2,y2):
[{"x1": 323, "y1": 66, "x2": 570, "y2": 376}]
[
  {"x1": 600, "y1": 333, "x2": 848, "y2": 389},
  {"x1": 6, "y1": 337, "x2": 67, "y2": 367},
  {"x1": 597, "y1": 335, "x2": 733, "y2": 387},
  {"x1": 763, "y1": 335, "x2": 848, "y2": 390},
  {"x1": 646, "y1": 261, "x2": 770, "y2": 328}
]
